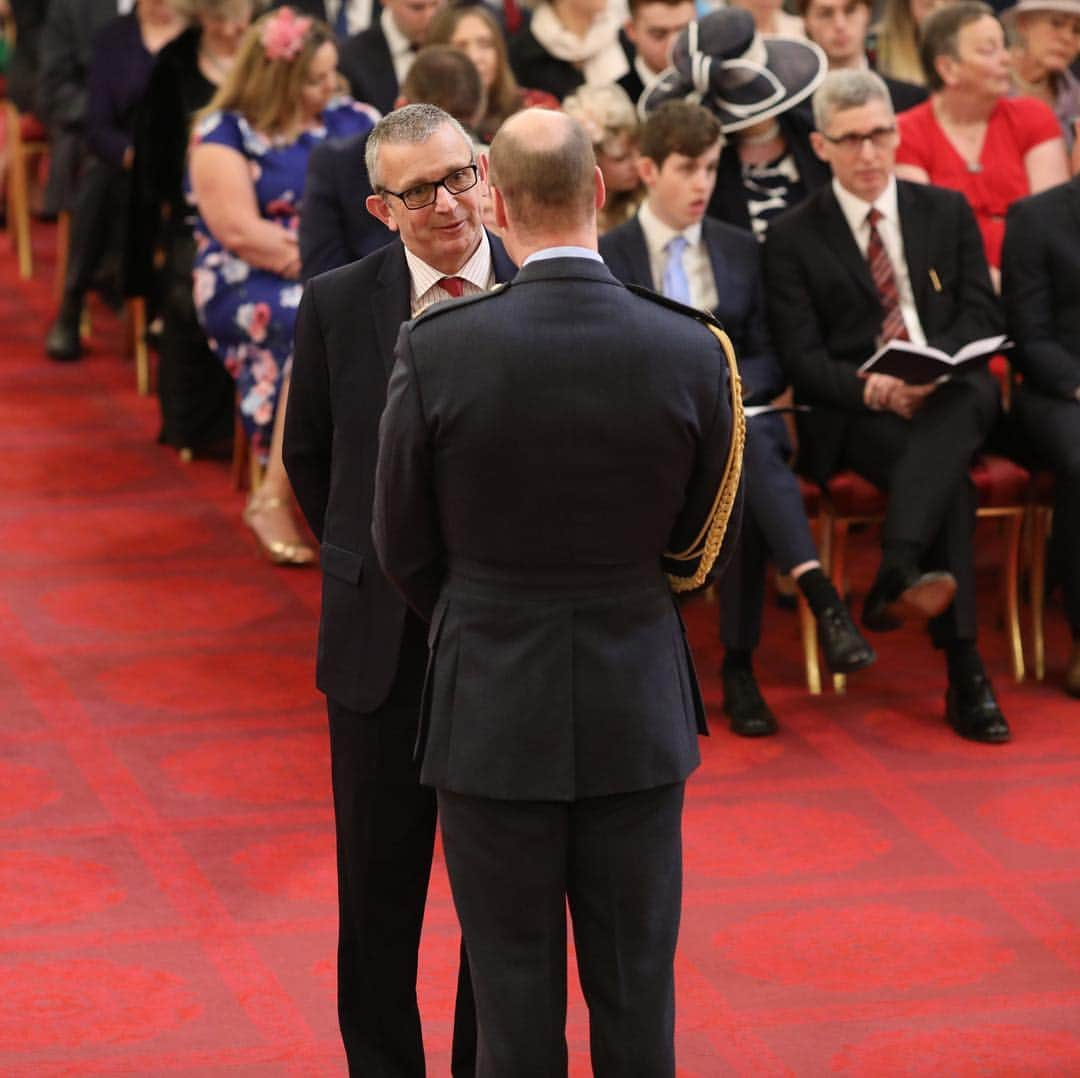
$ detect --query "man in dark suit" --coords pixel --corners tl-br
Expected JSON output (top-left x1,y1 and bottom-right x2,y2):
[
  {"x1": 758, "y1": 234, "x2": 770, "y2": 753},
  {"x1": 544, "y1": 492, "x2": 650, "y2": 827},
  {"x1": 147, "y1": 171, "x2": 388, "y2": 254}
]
[
  {"x1": 301, "y1": 43, "x2": 484, "y2": 279},
  {"x1": 602, "y1": 100, "x2": 873, "y2": 737},
  {"x1": 1002, "y1": 176, "x2": 1080, "y2": 697},
  {"x1": 338, "y1": 0, "x2": 443, "y2": 114},
  {"x1": 373, "y1": 107, "x2": 743, "y2": 1076},
  {"x1": 799, "y1": 0, "x2": 927, "y2": 114},
  {"x1": 284, "y1": 103, "x2": 515, "y2": 1076},
  {"x1": 617, "y1": 0, "x2": 695, "y2": 106},
  {"x1": 765, "y1": 69, "x2": 1009, "y2": 743}
]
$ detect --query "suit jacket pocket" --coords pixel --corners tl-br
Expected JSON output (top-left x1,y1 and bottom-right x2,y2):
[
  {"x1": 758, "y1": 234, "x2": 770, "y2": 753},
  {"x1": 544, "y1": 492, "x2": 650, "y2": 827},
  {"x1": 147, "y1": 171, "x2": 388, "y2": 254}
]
[{"x1": 320, "y1": 542, "x2": 364, "y2": 585}]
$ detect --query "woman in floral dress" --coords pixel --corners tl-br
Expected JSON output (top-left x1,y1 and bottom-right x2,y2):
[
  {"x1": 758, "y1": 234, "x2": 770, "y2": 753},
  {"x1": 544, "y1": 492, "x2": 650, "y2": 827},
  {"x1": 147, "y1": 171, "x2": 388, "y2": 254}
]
[{"x1": 189, "y1": 6, "x2": 377, "y2": 564}]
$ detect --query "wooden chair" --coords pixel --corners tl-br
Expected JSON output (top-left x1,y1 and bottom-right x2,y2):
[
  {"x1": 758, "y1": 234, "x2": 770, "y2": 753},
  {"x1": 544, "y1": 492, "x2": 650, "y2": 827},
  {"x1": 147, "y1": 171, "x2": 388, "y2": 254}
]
[
  {"x1": 1029, "y1": 470, "x2": 1055, "y2": 682},
  {"x1": 4, "y1": 101, "x2": 49, "y2": 279},
  {"x1": 822, "y1": 455, "x2": 1029, "y2": 693}
]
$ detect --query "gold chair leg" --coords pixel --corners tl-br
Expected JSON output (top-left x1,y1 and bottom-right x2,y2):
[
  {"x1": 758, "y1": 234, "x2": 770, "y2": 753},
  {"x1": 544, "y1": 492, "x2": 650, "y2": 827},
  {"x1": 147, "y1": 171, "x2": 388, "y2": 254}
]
[
  {"x1": 8, "y1": 117, "x2": 34, "y2": 279},
  {"x1": 1003, "y1": 510, "x2": 1025, "y2": 683},
  {"x1": 1031, "y1": 505, "x2": 1049, "y2": 682},
  {"x1": 798, "y1": 592, "x2": 821, "y2": 695},
  {"x1": 829, "y1": 516, "x2": 849, "y2": 695},
  {"x1": 129, "y1": 298, "x2": 151, "y2": 395}
]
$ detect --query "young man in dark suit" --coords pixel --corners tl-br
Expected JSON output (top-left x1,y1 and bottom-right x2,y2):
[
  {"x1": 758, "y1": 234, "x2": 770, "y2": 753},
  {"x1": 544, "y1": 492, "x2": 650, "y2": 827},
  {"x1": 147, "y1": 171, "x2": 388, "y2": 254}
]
[
  {"x1": 765, "y1": 69, "x2": 1009, "y2": 743},
  {"x1": 1002, "y1": 176, "x2": 1080, "y2": 697},
  {"x1": 300, "y1": 43, "x2": 484, "y2": 279},
  {"x1": 602, "y1": 100, "x2": 874, "y2": 737},
  {"x1": 338, "y1": 0, "x2": 442, "y2": 114},
  {"x1": 618, "y1": 0, "x2": 696, "y2": 105},
  {"x1": 373, "y1": 107, "x2": 743, "y2": 1075},
  {"x1": 284, "y1": 104, "x2": 515, "y2": 1077}
]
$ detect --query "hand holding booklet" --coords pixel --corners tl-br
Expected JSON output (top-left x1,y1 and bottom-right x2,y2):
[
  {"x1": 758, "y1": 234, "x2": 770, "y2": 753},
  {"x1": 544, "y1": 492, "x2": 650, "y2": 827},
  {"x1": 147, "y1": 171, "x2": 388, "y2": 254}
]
[{"x1": 857, "y1": 335, "x2": 1010, "y2": 385}]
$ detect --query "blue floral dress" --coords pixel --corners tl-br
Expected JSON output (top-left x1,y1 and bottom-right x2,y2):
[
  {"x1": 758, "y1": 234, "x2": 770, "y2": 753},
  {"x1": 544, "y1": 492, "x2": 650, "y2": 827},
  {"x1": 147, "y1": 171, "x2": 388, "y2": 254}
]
[{"x1": 190, "y1": 97, "x2": 377, "y2": 455}]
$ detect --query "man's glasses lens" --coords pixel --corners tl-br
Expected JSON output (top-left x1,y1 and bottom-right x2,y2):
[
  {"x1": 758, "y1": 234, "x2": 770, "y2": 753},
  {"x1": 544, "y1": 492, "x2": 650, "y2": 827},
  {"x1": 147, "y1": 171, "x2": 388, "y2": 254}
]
[
  {"x1": 827, "y1": 126, "x2": 897, "y2": 151},
  {"x1": 397, "y1": 164, "x2": 480, "y2": 210}
]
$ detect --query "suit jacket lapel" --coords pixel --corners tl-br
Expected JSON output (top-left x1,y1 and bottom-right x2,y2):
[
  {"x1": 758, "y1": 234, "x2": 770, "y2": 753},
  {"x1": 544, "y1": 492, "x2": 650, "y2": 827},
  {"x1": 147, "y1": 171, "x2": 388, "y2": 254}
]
[
  {"x1": 702, "y1": 219, "x2": 733, "y2": 304},
  {"x1": 816, "y1": 186, "x2": 878, "y2": 304},
  {"x1": 622, "y1": 219, "x2": 654, "y2": 288},
  {"x1": 373, "y1": 242, "x2": 412, "y2": 376},
  {"x1": 490, "y1": 232, "x2": 517, "y2": 283},
  {"x1": 897, "y1": 181, "x2": 931, "y2": 318}
]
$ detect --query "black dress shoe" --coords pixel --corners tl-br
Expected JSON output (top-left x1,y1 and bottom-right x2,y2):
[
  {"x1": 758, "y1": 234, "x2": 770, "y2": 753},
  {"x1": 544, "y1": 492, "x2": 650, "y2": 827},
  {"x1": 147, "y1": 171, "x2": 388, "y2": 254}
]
[
  {"x1": 945, "y1": 670, "x2": 1011, "y2": 743},
  {"x1": 45, "y1": 305, "x2": 83, "y2": 362},
  {"x1": 818, "y1": 604, "x2": 876, "y2": 674},
  {"x1": 863, "y1": 567, "x2": 957, "y2": 633},
  {"x1": 722, "y1": 666, "x2": 778, "y2": 737}
]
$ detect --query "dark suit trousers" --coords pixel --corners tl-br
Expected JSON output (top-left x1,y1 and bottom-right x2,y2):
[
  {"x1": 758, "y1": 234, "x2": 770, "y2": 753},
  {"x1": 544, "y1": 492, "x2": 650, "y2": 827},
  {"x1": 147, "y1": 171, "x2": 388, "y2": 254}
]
[
  {"x1": 719, "y1": 413, "x2": 820, "y2": 650},
  {"x1": 836, "y1": 373, "x2": 998, "y2": 646},
  {"x1": 1014, "y1": 387, "x2": 1080, "y2": 634},
  {"x1": 64, "y1": 156, "x2": 127, "y2": 298},
  {"x1": 328, "y1": 613, "x2": 475, "y2": 1077},
  {"x1": 438, "y1": 782, "x2": 685, "y2": 1078}
]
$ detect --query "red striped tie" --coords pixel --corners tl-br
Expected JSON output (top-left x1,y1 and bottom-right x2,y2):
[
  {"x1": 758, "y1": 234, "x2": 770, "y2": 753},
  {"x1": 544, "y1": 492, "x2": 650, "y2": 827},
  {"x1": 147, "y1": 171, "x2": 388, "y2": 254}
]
[
  {"x1": 439, "y1": 276, "x2": 466, "y2": 298},
  {"x1": 866, "y1": 207, "x2": 909, "y2": 343}
]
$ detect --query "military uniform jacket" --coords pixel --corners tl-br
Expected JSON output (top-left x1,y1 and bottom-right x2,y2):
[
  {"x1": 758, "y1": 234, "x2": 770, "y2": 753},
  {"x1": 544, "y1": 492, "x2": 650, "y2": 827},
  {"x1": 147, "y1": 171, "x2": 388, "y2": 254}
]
[{"x1": 372, "y1": 256, "x2": 740, "y2": 801}]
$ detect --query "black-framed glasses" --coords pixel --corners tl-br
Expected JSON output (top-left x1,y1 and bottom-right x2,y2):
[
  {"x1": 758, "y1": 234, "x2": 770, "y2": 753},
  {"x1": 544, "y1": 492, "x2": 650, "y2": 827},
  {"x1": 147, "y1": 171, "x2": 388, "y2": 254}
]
[
  {"x1": 380, "y1": 163, "x2": 479, "y2": 210},
  {"x1": 820, "y1": 125, "x2": 898, "y2": 152}
]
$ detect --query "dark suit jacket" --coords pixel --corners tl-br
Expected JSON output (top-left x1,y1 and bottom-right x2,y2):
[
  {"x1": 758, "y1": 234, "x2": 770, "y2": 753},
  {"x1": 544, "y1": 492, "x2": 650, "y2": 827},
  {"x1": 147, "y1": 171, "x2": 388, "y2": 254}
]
[
  {"x1": 763, "y1": 179, "x2": 1002, "y2": 480},
  {"x1": 1001, "y1": 176, "x2": 1080, "y2": 401},
  {"x1": 707, "y1": 107, "x2": 830, "y2": 232},
  {"x1": 38, "y1": 0, "x2": 120, "y2": 127},
  {"x1": 300, "y1": 129, "x2": 393, "y2": 280},
  {"x1": 883, "y1": 73, "x2": 928, "y2": 114},
  {"x1": 507, "y1": 24, "x2": 584, "y2": 102},
  {"x1": 600, "y1": 213, "x2": 785, "y2": 404},
  {"x1": 284, "y1": 233, "x2": 516, "y2": 713},
  {"x1": 338, "y1": 22, "x2": 398, "y2": 115},
  {"x1": 372, "y1": 257, "x2": 739, "y2": 801}
]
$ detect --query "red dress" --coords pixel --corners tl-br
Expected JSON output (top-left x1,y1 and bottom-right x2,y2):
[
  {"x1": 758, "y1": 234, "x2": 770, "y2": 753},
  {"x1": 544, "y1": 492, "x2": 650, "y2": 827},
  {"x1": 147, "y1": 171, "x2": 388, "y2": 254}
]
[{"x1": 896, "y1": 96, "x2": 1061, "y2": 268}]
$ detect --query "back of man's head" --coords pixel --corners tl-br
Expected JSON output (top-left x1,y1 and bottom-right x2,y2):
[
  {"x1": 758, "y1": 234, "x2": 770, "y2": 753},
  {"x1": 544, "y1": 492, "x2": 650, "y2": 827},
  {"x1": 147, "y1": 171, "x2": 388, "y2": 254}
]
[
  {"x1": 489, "y1": 109, "x2": 597, "y2": 238},
  {"x1": 639, "y1": 101, "x2": 723, "y2": 168},
  {"x1": 400, "y1": 44, "x2": 485, "y2": 129}
]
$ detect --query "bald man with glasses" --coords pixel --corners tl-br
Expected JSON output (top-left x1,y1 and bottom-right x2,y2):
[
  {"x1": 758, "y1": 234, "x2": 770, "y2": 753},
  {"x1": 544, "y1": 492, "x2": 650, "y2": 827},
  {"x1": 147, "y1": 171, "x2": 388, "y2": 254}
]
[{"x1": 764, "y1": 70, "x2": 1009, "y2": 744}]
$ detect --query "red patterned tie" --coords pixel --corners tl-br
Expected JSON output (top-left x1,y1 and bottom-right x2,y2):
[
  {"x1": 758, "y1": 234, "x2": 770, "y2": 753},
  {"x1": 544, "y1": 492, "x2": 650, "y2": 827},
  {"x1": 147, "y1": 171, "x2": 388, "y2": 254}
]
[
  {"x1": 439, "y1": 276, "x2": 466, "y2": 298},
  {"x1": 866, "y1": 207, "x2": 909, "y2": 343}
]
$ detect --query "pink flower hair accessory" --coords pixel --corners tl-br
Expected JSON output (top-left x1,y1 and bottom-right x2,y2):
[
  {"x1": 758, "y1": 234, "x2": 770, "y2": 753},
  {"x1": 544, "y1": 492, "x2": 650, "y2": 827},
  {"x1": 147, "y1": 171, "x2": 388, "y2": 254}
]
[{"x1": 261, "y1": 7, "x2": 312, "y2": 62}]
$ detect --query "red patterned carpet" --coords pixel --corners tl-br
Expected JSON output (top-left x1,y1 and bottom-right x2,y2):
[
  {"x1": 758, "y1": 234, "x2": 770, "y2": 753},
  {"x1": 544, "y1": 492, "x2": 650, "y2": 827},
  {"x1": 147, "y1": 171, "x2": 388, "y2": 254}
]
[{"x1": 3, "y1": 223, "x2": 1080, "y2": 1075}]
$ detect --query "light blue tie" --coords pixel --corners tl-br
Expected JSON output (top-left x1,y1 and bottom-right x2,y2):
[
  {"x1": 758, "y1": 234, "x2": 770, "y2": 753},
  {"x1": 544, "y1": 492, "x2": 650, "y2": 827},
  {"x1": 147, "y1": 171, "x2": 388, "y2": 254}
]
[{"x1": 662, "y1": 234, "x2": 691, "y2": 306}]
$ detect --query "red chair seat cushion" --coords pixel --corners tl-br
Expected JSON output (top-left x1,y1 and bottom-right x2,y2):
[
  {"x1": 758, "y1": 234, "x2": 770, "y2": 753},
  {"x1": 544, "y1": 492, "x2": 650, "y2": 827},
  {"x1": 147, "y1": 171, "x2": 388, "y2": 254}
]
[
  {"x1": 824, "y1": 470, "x2": 887, "y2": 517},
  {"x1": 1032, "y1": 468, "x2": 1055, "y2": 504},
  {"x1": 19, "y1": 113, "x2": 49, "y2": 142},
  {"x1": 971, "y1": 454, "x2": 1029, "y2": 508},
  {"x1": 798, "y1": 476, "x2": 822, "y2": 517}
]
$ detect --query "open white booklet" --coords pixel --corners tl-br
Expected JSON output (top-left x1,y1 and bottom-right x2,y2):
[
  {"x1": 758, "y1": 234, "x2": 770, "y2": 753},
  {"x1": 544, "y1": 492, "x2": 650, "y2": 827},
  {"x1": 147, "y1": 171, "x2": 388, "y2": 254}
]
[{"x1": 857, "y1": 335, "x2": 1011, "y2": 385}]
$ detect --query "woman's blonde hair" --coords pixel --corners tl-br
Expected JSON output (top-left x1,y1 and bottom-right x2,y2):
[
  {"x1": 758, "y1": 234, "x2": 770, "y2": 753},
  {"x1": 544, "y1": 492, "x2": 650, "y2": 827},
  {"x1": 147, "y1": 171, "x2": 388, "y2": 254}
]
[
  {"x1": 425, "y1": 4, "x2": 522, "y2": 138},
  {"x1": 197, "y1": 6, "x2": 335, "y2": 136},
  {"x1": 874, "y1": 0, "x2": 926, "y2": 85},
  {"x1": 561, "y1": 83, "x2": 639, "y2": 151}
]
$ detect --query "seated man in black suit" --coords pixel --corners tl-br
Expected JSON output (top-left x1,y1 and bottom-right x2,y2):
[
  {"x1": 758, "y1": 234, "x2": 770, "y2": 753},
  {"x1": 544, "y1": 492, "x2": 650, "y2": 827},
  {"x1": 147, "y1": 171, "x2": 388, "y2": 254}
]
[
  {"x1": 799, "y1": 0, "x2": 927, "y2": 114},
  {"x1": 286, "y1": 103, "x2": 517, "y2": 1075},
  {"x1": 338, "y1": 0, "x2": 443, "y2": 114},
  {"x1": 602, "y1": 100, "x2": 874, "y2": 736},
  {"x1": 765, "y1": 69, "x2": 1009, "y2": 743},
  {"x1": 301, "y1": 43, "x2": 484, "y2": 278},
  {"x1": 373, "y1": 107, "x2": 742, "y2": 1075},
  {"x1": 618, "y1": 0, "x2": 695, "y2": 106},
  {"x1": 1002, "y1": 176, "x2": 1080, "y2": 697}
]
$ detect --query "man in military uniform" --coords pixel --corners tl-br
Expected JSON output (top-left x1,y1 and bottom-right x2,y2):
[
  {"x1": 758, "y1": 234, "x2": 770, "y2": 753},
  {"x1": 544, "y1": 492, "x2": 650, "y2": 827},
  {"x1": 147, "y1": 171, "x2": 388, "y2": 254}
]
[{"x1": 373, "y1": 107, "x2": 743, "y2": 1076}]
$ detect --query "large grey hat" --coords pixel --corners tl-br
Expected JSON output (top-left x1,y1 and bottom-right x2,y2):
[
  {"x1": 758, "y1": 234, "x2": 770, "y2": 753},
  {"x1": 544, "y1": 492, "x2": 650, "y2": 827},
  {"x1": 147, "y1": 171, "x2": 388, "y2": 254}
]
[
  {"x1": 1003, "y1": 0, "x2": 1080, "y2": 19},
  {"x1": 640, "y1": 8, "x2": 827, "y2": 133}
]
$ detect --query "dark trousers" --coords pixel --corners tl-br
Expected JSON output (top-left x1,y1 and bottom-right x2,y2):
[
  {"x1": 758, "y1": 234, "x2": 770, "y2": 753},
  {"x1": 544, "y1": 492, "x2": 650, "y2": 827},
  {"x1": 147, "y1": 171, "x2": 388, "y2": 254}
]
[
  {"x1": 64, "y1": 156, "x2": 127, "y2": 299},
  {"x1": 1014, "y1": 387, "x2": 1080, "y2": 635},
  {"x1": 836, "y1": 372, "x2": 998, "y2": 646},
  {"x1": 438, "y1": 782, "x2": 685, "y2": 1078},
  {"x1": 328, "y1": 614, "x2": 475, "y2": 1077},
  {"x1": 719, "y1": 413, "x2": 820, "y2": 651}
]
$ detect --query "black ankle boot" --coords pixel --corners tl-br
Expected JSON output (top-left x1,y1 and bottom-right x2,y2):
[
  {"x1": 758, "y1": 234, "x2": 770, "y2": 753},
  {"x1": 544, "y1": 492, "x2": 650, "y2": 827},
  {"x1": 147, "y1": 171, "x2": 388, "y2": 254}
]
[{"x1": 45, "y1": 294, "x2": 84, "y2": 361}]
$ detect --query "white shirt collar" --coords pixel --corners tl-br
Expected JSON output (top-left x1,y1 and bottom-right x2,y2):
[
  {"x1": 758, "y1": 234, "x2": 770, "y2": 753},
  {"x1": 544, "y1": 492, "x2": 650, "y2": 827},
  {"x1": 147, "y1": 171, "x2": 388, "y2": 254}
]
[
  {"x1": 405, "y1": 230, "x2": 492, "y2": 301},
  {"x1": 637, "y1": 198, "x2": 703, "y2": 254},
  {"x1": 832, "y1": 174, "x2": 900, "y2": 238},
  {"x1": 523, "y1": 245, "x2": 603, "y2": 265},
  {"x1": 381, "y1": 7, "x2": 414, "y2": 61}
]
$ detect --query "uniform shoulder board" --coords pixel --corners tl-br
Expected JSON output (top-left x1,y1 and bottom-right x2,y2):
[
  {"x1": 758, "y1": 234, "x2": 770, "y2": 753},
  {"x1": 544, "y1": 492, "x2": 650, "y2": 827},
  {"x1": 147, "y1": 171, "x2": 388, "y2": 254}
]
[
  {"x1": 412, "y1": 282, "x2": 510, "y2": 327},
  {"x1": 624, "y1": 282, "x2": 724, "y2": 332}
]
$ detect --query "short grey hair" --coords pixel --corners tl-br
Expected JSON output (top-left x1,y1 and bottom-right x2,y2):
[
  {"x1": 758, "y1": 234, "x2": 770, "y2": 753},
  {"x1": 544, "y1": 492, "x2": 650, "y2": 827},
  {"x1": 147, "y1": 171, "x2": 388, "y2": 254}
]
[
  {"x1": 365, "y1": 103, "x2": 474, "y2": 191},
  {"x1": 812, "y1": 69, "x2": 894, "y2": 132}
]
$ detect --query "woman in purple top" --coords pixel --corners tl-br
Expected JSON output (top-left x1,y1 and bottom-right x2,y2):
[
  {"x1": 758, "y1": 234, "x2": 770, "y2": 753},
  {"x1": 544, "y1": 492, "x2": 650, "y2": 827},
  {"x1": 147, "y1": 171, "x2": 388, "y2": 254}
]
[{"x1": 189, "y1": 7, "x2": 377, "y2": 564}]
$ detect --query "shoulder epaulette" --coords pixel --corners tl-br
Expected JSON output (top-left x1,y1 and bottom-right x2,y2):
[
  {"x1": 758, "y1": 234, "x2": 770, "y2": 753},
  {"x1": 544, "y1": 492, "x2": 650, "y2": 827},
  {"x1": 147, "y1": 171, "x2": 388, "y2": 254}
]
[
  {"x1": 412, "y1": 282, "x2": 510, "y2": 327},
  {"x1": 624, "y1": 283, "x2": 724, "y2": 331}
]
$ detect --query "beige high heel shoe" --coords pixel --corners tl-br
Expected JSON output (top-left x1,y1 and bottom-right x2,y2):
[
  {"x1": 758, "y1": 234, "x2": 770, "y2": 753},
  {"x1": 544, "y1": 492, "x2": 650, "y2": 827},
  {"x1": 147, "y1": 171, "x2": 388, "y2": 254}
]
[{"x1": 243, "y1": 494, "x2": 316, "y2": 567}]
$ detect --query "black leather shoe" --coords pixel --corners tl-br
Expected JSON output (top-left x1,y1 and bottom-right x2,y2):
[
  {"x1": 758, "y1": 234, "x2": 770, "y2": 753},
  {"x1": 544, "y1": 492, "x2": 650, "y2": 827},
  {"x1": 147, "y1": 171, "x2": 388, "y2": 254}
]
[
  {"x1": 946, "y1": 670, "x2": 1011, "y2": 743},
  {"x1": 45, "y1": 304, "x2": 83, "y2": 361},
  {"x1": 722, "y1": 666, "x2": 778, "y2": 737},
  {"x1": 863, "y1": 567, "x2": 957, "y2": 633},
  {"x1": 818, "y1": 604, "x2": 876, "y2": 674}
]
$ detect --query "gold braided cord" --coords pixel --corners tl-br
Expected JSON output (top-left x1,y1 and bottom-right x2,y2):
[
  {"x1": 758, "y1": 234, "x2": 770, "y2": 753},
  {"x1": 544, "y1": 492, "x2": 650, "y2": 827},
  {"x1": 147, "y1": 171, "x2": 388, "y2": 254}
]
[{"x1": 666, "y1": 324, "x2": 745, "y2": 594}]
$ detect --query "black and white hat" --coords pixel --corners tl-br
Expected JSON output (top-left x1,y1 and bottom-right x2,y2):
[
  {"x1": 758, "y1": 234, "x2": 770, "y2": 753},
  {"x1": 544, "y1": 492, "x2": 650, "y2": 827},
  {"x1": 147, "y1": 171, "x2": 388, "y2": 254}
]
[{"x1": 640, "y1": 8, "x2": 827, "y2": 133}]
